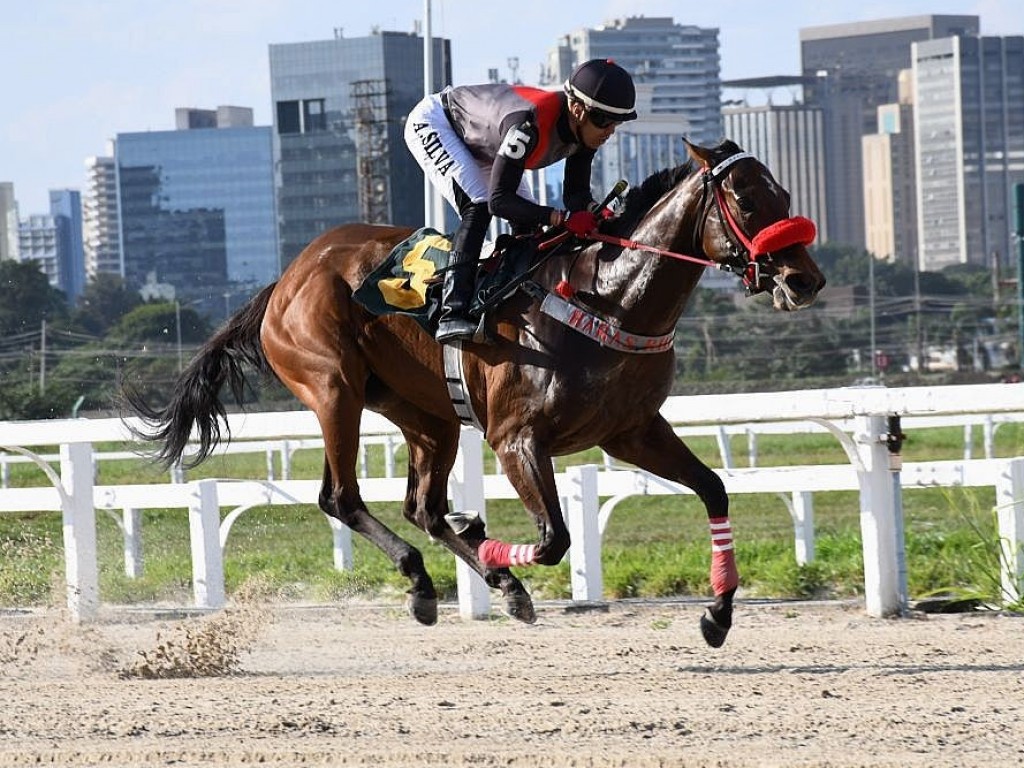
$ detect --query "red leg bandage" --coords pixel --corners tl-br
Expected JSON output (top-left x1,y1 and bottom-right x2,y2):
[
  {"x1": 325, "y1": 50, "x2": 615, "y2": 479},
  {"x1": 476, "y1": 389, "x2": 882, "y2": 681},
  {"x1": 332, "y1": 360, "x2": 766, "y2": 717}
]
[
  {"x1": 478, "y1": 539, "x2": 538, "y2": 568},
  {"x1": 709, "y1": 517, "x2": 738, "y2": 595}
]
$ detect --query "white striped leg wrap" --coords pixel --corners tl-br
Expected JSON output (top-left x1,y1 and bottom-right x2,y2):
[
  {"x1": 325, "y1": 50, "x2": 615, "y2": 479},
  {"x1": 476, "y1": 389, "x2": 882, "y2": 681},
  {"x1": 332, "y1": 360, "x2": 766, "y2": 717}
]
[
  {"x1": 710, "y1": 519, "x2": 734, "y2": 553},
  {"x1": 508, "y1": 544, "x2": 537, "y2": 566}
]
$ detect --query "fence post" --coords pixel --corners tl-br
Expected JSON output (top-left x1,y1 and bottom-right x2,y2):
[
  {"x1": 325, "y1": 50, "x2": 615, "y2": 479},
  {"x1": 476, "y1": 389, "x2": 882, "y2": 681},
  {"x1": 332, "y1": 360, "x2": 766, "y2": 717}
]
[
  {"x1": 328, "y1": 517, "x2": 353, "y2": 570},
  {"x1": 995, "y1": 457, "x2": 1024, "y2": 605},
  {"x1": 188, "y1": 479, "x2": 225, "y2": 609},
  {"x1": 450, "y1": 428, "x2": 490, "y2": 619},
  {"x1": 60, "y1": 442, "x2": 98, "y2": 622},
  {"x1": 122, "y1": 507, "x2": 143, "y2": 578},
  {"x1": 791, "y1": 491, "x2": 815, "y2": 565},
  {"x1": 566, "y1": 465, "x2": 602, "y2": 602},
  {"x1": 854, "y1": 414, "x2": 901, "y2": 617}
]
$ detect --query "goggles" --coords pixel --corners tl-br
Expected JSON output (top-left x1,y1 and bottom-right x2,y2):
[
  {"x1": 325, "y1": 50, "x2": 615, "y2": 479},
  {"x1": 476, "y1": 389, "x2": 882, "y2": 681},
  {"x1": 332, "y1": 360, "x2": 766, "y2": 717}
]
[{"x1": 587, "y1": 110, "x2": 622, "y2": 130}]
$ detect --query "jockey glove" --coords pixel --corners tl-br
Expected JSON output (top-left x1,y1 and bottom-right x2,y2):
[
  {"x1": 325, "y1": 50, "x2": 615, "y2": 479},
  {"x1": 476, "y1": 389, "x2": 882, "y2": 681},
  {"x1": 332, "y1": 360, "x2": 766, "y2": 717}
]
[{"x1": 565, "y1": 209, "x2": 599, "y2": 236}]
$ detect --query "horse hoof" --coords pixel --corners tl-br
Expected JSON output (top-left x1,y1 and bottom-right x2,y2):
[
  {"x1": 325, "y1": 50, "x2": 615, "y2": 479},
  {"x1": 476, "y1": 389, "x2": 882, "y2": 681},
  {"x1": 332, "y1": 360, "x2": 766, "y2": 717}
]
[
  {"x1": 505, "y1": 592, "x2": 536, "y2": 624},
  {"x1": 408, "y1": 593, "x2": 438, "y2": 626},
  {"x1": 700, "y1": 608, "x2": 730, "y2": 648}
]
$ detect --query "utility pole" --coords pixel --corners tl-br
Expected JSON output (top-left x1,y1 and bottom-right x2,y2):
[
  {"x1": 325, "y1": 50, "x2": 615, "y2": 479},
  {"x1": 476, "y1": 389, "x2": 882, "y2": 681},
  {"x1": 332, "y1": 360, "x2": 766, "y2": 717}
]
[
  {"x1": 175, "y1": 300, "x2": 183, "y2": 373},
  {"x1": 39, "y1": 319, "x2": 46, "y2": 395},
  {"x1": 868, "y1": 254, "x2": 877, "y2": 378},
  {"x1": 1014, "y1": 183, "x2": 1024, "y2": 371},
  {"x1": 913, "y1": 261, "x2": 923, "y2": 374}
]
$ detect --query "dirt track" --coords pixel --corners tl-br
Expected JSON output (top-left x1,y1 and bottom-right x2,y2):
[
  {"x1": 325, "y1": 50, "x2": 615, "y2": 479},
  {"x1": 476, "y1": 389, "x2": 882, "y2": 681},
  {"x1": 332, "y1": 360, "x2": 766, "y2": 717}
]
[{"x1": 1, "y1": 599, "x2": 1022, "y2": 767}]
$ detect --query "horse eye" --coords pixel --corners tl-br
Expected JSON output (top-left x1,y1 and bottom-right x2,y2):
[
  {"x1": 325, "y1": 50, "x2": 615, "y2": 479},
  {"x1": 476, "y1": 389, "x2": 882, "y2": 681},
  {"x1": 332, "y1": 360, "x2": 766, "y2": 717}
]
[{"x1": 736, "y1": 196, "x2": 755, "y2": 213}]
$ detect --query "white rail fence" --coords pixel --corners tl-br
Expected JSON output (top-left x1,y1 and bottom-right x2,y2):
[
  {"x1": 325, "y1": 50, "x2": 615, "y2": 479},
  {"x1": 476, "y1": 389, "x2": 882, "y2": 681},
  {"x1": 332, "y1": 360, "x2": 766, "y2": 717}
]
[{"x1": 1, "y1": 384, "x2": 1022, "y2": 622}]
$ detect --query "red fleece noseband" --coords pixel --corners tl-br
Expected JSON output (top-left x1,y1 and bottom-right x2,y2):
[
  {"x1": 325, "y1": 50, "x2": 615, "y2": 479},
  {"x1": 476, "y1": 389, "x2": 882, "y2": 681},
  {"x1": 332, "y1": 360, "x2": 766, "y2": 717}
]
[{"x1": 750, "y1": 216, "x2": 816, "y2": 256}]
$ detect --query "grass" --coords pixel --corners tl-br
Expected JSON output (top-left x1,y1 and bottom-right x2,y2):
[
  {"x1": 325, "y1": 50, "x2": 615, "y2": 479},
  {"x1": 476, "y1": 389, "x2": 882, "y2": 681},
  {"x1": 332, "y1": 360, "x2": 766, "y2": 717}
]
[{"x1": 1, "y1": 422, "x2": 1022, "y2": 610}]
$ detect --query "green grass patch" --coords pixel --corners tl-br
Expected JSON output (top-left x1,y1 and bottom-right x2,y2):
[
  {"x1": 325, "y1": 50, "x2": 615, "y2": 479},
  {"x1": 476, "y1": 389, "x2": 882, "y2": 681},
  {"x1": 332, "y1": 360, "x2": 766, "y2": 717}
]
[{"x1": 1, "y1": 425, "x2": 1021, "y2": 610}]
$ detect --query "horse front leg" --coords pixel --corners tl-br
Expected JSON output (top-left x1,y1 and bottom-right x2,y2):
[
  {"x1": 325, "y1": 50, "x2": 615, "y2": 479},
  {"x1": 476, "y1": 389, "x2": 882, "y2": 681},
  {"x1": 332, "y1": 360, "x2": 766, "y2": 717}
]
[
  {"x1": 395, "y1": 420, "x2": 536, "y2": 624},
  {"x1": 602, "y1": 416, "x2": 737, "y2": 648},
  {"x1": 482, "y1": 435, "x2": 570, "y2": 569}
]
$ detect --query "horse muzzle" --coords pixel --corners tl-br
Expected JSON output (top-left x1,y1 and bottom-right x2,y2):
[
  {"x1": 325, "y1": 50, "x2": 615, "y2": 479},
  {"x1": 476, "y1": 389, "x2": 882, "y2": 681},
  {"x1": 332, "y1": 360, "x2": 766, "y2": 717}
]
[{"x1": 772, "y1": 269, "x2": 825, "y2": 311}]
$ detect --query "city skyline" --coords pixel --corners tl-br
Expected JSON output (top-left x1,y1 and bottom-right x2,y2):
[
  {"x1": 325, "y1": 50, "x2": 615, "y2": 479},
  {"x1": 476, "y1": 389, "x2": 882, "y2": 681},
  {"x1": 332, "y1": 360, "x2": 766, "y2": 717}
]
[{"x1": 3, "y1": 0, "x2": 1022, "y2": 214}]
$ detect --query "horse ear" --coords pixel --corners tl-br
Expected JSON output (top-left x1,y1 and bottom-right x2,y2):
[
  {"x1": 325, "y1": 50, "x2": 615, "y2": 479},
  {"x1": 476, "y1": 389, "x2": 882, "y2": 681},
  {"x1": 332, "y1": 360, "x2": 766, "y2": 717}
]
[{"x1": 683, "y1": 137, "x2": 712, "y2": 167}]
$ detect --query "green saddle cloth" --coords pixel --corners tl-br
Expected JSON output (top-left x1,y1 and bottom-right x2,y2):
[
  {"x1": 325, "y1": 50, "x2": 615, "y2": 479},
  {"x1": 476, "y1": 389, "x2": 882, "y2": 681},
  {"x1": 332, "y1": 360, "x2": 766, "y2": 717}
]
[
  {"x1": 353, "y1": 228, "x2": 451, "y2": 324},
  {"x1": 353, "y1": 227, "x2": 535, "y2": 331}
]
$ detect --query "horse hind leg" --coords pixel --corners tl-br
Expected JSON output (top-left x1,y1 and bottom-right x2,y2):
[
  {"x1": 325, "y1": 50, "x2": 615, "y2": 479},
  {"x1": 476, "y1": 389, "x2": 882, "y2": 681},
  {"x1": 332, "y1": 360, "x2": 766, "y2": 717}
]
[{"x1": 318, "y1": 459, "x2": 439, "y2": 625}]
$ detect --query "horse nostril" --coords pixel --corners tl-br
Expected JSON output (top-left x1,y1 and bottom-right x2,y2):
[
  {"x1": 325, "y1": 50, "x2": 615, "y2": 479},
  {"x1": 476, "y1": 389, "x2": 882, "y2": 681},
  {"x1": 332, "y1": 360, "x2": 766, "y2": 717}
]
[{"x1": 784, "y1": 273, "x2": 820, "y2": 297}]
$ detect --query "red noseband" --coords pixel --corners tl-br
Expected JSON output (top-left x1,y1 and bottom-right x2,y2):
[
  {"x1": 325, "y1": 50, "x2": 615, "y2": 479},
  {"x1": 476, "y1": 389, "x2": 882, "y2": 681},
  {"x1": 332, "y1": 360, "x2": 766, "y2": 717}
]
[{"x1": 750, "y1": 216, "x2": 817, "y2": 257}]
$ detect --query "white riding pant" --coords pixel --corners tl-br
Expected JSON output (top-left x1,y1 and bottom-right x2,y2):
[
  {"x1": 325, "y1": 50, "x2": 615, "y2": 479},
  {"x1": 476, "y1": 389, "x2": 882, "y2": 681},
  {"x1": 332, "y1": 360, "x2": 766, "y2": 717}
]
[{"x1": 404, "y1": 90, "x2": 534, "y2": 214}]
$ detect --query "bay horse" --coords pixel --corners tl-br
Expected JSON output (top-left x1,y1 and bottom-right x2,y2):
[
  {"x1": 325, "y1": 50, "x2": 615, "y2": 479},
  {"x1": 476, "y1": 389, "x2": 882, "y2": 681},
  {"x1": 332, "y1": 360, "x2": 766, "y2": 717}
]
[{"x1": 125, "y1": 139, "x2": 825, "y2": 648}]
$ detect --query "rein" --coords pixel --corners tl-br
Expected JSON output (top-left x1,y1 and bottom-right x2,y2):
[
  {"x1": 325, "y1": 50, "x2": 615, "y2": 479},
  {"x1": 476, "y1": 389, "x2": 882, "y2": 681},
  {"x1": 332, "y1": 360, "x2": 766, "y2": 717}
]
[{"x1": 547, "y1": 151, "x2": 817, "y2": 294}]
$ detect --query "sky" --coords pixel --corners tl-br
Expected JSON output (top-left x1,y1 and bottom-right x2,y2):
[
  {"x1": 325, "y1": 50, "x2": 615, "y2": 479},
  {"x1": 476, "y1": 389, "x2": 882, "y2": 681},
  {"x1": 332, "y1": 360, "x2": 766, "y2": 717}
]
[{"x1": 2, "y1": 0, "x2": 1022, "y2": 215}]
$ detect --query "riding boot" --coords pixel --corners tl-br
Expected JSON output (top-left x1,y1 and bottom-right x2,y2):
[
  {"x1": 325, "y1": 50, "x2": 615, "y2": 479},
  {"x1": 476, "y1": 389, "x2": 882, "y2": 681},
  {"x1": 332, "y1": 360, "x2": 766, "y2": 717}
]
[{"x1": 435, "y1": 250, "x2": 478, "y2": 343}]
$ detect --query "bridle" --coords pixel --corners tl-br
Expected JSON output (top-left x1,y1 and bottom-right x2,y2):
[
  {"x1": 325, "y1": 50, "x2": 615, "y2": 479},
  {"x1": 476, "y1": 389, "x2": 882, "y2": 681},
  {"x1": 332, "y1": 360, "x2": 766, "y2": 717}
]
[{"x1": 697, "y1": 151, "x2": 817, "y2": 295}]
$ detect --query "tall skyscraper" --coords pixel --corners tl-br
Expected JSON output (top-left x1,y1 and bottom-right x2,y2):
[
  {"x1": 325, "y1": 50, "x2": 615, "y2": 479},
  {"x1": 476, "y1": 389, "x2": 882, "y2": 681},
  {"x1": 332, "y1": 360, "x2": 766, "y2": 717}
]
[
  {"x1": 540, "y1": 16, "x2": 720, "y2": 196},
  {"x1": 269, "y1": 29, "x2": 451, "y2": 268},
  {"x1": 115, "y1": 106, "x2": 278, "y2": 316},
  {"x1": 862, "y1": 71, "x2": 917, "y2": 265},
  {"x1": 83, "y1": 153, "x2": 121, "y2": 279},
  {"x1": 800, "y1": 15, "x2": 980, "y2": 250},
  {"x1": 15, "y1": 191, "x2": 86, "y2": 302},
  {"x1": 0, "y1": 182, "x2": 18, "y2": 262},
  {"x1": 543, "y1": 16, "x2": 721, "y2": 144},
  {"x1": 49, "y1": 190, "x2": 86, "y2": 303},
  {"x1": 913, "y1": 35, "x2": 1024, "y2": 271}
]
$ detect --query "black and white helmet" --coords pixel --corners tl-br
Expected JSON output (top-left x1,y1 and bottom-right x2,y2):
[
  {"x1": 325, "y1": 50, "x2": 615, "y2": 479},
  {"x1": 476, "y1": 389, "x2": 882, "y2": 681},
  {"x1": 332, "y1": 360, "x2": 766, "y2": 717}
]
[{"x1": 564, "y1": 58, "x2": 637, "y2": 123}]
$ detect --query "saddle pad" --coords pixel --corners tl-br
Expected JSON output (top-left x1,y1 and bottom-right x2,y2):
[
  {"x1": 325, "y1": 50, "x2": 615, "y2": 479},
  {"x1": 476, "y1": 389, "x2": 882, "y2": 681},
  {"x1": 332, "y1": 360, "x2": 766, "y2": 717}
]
[{"x1": 353, "y1": 228, "x2": 451, "y2": 322}]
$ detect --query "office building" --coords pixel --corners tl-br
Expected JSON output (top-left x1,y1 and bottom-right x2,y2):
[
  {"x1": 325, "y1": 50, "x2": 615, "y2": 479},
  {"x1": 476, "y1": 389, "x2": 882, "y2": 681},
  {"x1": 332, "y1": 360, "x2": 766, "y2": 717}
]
[
  {"x1": 0, "y1": 182, "x2": 18, "y2": 262},
  {"x1": 913, "y1": 35, "x2": 1024, "y2": 271},
  {"x1": 83, "y1": 153, "x2": 121, "y2": 279},
  {"x1": 539, "y1": 16, "x2": 720, "y2": 196},
  {"x1": 269, "y1": 29, "x2": 451, "y2": 268},
  {"x1": 49, "y1": 190, "x2": 86, "y2": 302},
  {"x1": 17, "y1": 214, "x2": 57, "y2": 283},
  {"x1": 862, "y1": 71, "x2": 917, "y2": 265},
  {"x1": 543, "y1": 17, "x2": 721, "y2": 145},
  {"x1": 115, "y1": 106, "x2": 278, "y2": 315},
  {"x1": 15, "y1": 191, "x2": 86, "y2": 302},
  {"x1": 800, "y1": 15, "x2": 980, "y2": 250}
]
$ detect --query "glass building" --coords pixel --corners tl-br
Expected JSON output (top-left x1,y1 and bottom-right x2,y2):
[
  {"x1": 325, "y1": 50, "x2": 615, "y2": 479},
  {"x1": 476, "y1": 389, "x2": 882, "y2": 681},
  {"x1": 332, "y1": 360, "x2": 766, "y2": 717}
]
[
  {"x1": 913, "y1": 35, "x2": 1024, "y2": 271},
  {"x1": 49, "y1": 190, "x2": 86, "y2": 303},
  {"x1": 269, "y1": 30, "x2": 451, "y2": 268},
  {"x1": 115, "y1": 111, "x2": 278, "y2": 315}
]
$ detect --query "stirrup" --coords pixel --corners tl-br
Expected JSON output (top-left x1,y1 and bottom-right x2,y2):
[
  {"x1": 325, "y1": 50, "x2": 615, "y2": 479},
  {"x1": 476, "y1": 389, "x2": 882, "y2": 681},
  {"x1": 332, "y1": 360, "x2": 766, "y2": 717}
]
[{"x1": 435, "y1": 316, "x2": 477, "y2": 343}]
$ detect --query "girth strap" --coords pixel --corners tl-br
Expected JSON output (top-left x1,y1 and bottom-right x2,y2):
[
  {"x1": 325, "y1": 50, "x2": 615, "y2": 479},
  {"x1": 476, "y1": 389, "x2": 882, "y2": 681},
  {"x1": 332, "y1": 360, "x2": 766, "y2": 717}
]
[{"x1": 442, "y1": 342, "x2": 484, "y2": 431}]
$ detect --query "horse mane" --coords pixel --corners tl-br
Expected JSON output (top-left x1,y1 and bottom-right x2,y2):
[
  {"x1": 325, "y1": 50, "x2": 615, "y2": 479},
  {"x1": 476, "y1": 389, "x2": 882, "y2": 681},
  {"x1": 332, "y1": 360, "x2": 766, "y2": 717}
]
[{"x1": 606, "y1": 138, "x2": 743, "y2": 237}]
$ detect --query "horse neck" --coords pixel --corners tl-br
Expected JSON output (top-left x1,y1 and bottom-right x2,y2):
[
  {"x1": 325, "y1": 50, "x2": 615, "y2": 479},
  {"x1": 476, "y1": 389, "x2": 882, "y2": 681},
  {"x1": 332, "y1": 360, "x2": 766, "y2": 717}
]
[{"x1": 595, "y1": 178, "x2": 707, "y2": 335}]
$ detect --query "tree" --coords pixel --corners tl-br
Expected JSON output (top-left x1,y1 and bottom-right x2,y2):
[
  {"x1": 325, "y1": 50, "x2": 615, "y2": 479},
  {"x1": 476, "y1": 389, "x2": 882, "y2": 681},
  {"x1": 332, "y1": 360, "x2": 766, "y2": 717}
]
[
  {"x1": 108, "y1": 302, "x2": 210, "y2": 344},
  {"x1": 0, "y1": 259, "x2": 68, "y2": 336},
  {"x1": 71, "y1": 273, "x2": 142, "y2": 336}
]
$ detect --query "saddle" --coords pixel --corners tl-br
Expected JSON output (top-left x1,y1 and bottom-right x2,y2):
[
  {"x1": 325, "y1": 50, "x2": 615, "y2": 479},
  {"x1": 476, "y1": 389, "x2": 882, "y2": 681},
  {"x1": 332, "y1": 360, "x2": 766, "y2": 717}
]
[{"x1": 352, "y1": 227, "x2": 545, "y2": 337}]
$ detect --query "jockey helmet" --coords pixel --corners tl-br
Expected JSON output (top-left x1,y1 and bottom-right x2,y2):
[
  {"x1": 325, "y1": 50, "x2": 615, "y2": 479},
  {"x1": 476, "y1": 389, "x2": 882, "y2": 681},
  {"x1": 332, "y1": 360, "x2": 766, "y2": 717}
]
[{"x1": 564, "y1": 58, "x2": 638, "y2": 123}]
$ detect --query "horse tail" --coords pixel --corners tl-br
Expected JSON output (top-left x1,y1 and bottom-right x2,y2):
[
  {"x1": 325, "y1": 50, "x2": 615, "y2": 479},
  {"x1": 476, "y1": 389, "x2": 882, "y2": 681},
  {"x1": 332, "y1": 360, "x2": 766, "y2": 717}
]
[{"x1": 123, "y1": 283, "x2": 278, "y2": 469}]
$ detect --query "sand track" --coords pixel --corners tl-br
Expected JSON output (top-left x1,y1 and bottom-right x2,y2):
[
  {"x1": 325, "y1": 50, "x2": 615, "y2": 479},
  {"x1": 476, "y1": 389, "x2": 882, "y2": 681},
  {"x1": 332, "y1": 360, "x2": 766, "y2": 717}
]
[{"x1": 1, "y1": 600, "x2": 1022, "y2": 767}]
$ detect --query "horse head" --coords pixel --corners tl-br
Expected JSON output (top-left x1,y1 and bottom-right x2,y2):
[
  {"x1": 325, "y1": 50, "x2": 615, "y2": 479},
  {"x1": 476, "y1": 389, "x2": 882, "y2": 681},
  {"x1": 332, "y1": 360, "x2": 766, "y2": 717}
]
[{"x1": 685, "y1": 139, "x2": 826, "y2": 311}]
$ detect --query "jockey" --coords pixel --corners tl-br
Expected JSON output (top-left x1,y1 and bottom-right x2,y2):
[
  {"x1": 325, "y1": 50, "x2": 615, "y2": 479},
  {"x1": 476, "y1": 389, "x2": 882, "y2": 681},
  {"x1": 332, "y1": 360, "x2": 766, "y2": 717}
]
[{"x1": 404, "y1": 58, "x2": 638, "y2": 343}]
